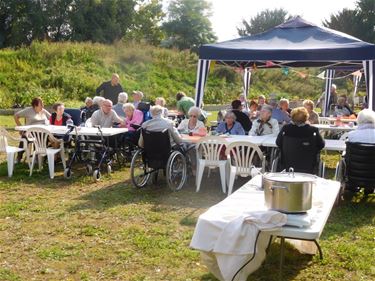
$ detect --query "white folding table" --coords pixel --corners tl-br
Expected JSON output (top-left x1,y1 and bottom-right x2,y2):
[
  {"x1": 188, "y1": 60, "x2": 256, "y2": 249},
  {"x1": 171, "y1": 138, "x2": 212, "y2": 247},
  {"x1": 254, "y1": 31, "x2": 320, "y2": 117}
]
[
  {"x1": 190, "y1": 175, "x2": 340, "y2": 281},
  {"x1": 15, "y1": 125, "x2": 128, "y2": 136}
]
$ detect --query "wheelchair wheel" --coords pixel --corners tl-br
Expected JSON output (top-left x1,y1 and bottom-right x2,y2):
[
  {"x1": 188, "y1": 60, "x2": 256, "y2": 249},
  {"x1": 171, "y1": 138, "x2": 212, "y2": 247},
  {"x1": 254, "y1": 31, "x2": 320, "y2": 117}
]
[
  {"x1": 130, "y1": 149, "x2": 151, "y2": 188},
  {"x1": 86, "y1": 164, "x2": 93, "y2": 175},
  {"x1": 166, "y1": 150, "x2": 187, "y2": 191},
  {"x1": 93, "y1": 169, "x2": 101, "y2": 181}
]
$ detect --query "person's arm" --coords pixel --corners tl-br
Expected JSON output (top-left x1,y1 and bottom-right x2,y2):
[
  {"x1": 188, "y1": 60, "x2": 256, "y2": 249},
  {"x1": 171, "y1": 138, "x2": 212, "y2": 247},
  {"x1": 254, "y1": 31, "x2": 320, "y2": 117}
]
[
  {"x1": 112, "y1": 111, "x2": 124, "y2": 125},
  {"x1": 271, "y1": 119, "x2": 280, "y2": 136},
  {"x1": 96, "y1": 82, "x2": 105, "y2": 96},
  {"x1": 43, "y1": 108, "x2": 51, "y2": 119},
  {"x1": 236, "y1": 122, "x2": 245, "y2": 135},
  {"x1": 90, "y1": 112, "x2": 99, "y2": 126},
  {"x1": 275, "y1": 128, "x2": 284, "y2": 148},
  {"x1": 177, "y1": 119, "x2": 187, "y2": 131},
  {"x1": 170, "y1": 126, "x2": 182, "y2": 144},
  {"x1": 118, "y1": 84, "x2": 124, "y2": 92},
  {"x1": 315, "y1": 128, "x2": 325, "y2": 151},
  {"x1": 249, "y1": 121, "x2": 257, "y2": 136},
  {"x1": 132, "y1": 110, "x2": 144, "y2": 126},
  {"x1": 14, "y1": 108, "x2": 27, "y2": 126},
  {"x1": 216, "y1": 122, "x2": 225, "y2": 134}
]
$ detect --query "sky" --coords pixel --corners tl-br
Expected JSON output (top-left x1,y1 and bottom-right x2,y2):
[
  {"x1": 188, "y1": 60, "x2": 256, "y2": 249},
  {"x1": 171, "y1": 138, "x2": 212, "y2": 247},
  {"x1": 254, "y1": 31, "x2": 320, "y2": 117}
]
[{"x1": 210, "y1": 0, "x2": 357, "y2": 41}]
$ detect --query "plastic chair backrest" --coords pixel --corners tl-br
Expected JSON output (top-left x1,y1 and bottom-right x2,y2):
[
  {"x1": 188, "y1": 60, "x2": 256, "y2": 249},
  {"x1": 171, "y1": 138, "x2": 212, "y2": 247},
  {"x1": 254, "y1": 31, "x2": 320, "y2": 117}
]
[
  {"x1": 64, "y1": 108, "x2": 81, "y2": 125},
  {"x1": 225, "y1": 141, "x2": 264, "y2": 175},
  {"x1": 0, "y1": 128, "x2": 9, "y2": 152},
  {"x1": 26, "y1": 127, "x2": 54, "y2": 154},
  {"x1": 318, "y1": 117, "x2": 330, "y2": 125},
  {"x1": 281, "y1": 134, "x2": 318, "y2": 174},
  {"x1": 196, "y1": 136, "x2": 228, "y2": 162}
]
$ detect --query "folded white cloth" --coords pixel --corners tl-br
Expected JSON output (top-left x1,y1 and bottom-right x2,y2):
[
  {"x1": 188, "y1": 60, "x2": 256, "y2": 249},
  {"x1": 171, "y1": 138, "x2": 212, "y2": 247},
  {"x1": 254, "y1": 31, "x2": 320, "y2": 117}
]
[
  {"x1": 286, "y1": 213, "x2": 312, "y2": 228},
  {"x1": 213, "y1": 210, "x2": 287, "y2": 255}
]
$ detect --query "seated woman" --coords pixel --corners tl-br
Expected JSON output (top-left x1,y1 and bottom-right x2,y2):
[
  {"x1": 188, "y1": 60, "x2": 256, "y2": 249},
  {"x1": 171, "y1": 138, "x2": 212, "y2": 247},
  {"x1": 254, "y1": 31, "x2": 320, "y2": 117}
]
[
  {"x1": 303, "y1": 99, "x2": 319, "y2": 124},
  {"x1": 121, "y1": 103, "x2": 144, "y2": 143},
  {"x1": 333, "y1": 96, "x2": 355, "y2": 117},
  {"x1": 14, "y1": 97, "x2": 51, "y2": 161},
  {"x1": 276, "y1": 107, "x2": 325, "y2": 173},
  {"x1": 347, "y1": 109, "x2": 375, "y2": 143},
  {"x1": 249, "y1": 100, "x2": 259, "y2": 121},
  {"x1": 249, "y1": 105, "x2": 279, "y2": 136},
  {"x1": 50, "y1": 103, "x2": 72, "y2": 126},
  {"x1": 155, "y1": 97, "x2": 169, "y2": 118},
  {"x1": 216, "y1": 111, "x2": 245, "y2": 135},
  {"x1": 177, "y1": 107, "x2": 207, "y2": 136}
]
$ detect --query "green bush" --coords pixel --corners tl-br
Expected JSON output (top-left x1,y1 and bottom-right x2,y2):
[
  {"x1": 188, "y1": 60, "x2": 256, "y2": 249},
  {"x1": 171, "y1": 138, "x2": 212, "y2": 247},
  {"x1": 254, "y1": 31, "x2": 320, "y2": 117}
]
[{"x1": 0, "y1": 41, "x2": 342, "y2": 108}]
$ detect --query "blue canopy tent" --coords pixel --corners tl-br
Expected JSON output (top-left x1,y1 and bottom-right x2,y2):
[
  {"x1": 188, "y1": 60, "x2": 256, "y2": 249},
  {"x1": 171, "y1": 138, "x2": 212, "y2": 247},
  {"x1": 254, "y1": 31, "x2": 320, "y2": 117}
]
[{"x1": 195, "y1": 17, "x2": 375, "y2": 114}]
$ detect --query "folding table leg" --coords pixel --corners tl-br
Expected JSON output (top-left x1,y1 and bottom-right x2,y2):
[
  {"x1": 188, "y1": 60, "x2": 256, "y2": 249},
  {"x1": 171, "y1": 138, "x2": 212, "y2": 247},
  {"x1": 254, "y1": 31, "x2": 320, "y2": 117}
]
[
  {"x1": 314, "y1": 239, "x2": 323, "y2": 259},
  {"x1": 279, "y1": 237, "x2": 285, "y2": 280}
]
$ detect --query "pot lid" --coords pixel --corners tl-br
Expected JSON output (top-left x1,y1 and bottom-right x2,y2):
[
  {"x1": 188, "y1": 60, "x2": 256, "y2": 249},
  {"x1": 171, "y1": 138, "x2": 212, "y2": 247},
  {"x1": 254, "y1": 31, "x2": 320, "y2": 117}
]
[{"x1": 264, "y1": 172, "x2": 317, "y2": 182}]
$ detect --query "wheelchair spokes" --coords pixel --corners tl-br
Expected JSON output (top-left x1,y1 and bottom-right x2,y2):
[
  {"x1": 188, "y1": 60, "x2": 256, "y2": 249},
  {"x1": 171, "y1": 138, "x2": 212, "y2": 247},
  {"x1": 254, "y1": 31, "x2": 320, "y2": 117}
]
[
  {"x1": 166, "y1": 151, "x2": 187, "y2": 191},
  {"x1": 130, "y1": 149, "x2": 151, "y2": 188}
]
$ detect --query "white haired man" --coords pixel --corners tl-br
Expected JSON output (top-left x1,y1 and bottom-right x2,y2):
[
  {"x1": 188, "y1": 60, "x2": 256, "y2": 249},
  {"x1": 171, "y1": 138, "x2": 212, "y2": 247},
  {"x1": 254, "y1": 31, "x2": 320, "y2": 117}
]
[
  {"x1": 90, "y1": 99, "x2": 124, "y2": 128},
  {"x1": 113, "y1": 92, "x2": 128, "y2": 118},
  {"x1": 347, "y1": 109, "x2": 375, "y2": 143},
  {"x1": 138, "y1": 105, "x2": 182, "y2": 148}
]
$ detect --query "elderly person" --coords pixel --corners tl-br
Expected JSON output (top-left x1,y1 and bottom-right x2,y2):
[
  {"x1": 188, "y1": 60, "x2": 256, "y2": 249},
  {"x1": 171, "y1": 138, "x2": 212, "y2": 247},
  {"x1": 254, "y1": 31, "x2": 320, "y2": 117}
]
[
  {"x1": 176, "y1": 91, "x2": 195, "y2": 118},
  {"x1": 303, "y1": 99, "x2": 319, "y2": 124},
  {"x1": 90, "y1": 99, "x2": 124, "y2": 128},
  {"x1": 113, "y1": 92, "x2": 128, "y2": 118},
  {"x1": 249, "y1": 105, "x2": 279, "y2": 136},
  {"x1": 216, "y1": 111, "x2": 245, "y2": 135},
  {"x1": 347, "y1": 109, "x2": 375, "y2": 143},
  {"x1": 178, "y1": 107, "x2": 207, "y2": 136},
  {"x1": 231, "y1": 99, "x2": 252, "y2": 134},
  {"x1": 80, "y1": 97, "x2": 97, "y2": 121},
  {"x1": 272, "y1": 98, "x2": 291, "y2": 125},
  {"x1": 49, "y1": 103, "x2": 71, "y2": 126},
  {"x1": 138, "y1": 105, "x2": 182, "y2": 149},
  {"x1": 96, "y1": 73, "x2": 124, "y2": 104},
  {"x1": 257, "y1": 95, "x2": 267, "y2": 111},
  {"x1": 238, "y1": 94, "x2": 249, "y2": 113},
  {"x1": 14, "y1": 97, "x2": 51, "y2": 126},
  {"x1": 333, "y1": 96, "x2": 354, "y2": 117},
  {"x1": 276, "y1": 107, "x2": 325, "y2": 173},
  {"x1": 121, "y1": 103, "x2": 143, "y2": 131},
  {"x1": 155, "y1": 97, "x2": 169, "y2": 118},
  {"x1": 132, "y1": 90, "x2": 144, "y2": 109}
]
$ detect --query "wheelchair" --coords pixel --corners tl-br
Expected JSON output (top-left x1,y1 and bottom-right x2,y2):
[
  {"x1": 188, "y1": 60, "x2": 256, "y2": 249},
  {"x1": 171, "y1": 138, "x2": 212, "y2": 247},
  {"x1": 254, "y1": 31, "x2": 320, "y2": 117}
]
[
  {"x1": 271, "y1": 134, "x2": 325, "y2": 177},
  {"x1": 130, "y1": 129, "x2": 188, "y2": 191},
  {"x1": 64, "y1": 126, "x2": 114, "y2": 181},
  {"x1": 335, "y1": 142, "x2": 375, "y2": 196}
]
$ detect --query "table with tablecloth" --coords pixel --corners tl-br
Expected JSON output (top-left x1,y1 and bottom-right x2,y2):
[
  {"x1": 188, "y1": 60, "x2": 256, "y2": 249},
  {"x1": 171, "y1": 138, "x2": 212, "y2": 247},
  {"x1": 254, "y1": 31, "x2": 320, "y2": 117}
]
[{"x1": 190, "y1": 175, "x2": 340, "y2": 281}]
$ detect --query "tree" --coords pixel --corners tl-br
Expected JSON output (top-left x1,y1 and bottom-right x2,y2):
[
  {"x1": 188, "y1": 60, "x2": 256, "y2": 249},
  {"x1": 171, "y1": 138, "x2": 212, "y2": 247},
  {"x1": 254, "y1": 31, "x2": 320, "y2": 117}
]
[
  {"x1": 323, "y1": 0, "x2": 375, "y2": 43},
  {"x1": 70, "y1": 0, "x2": 136, "y2": 44},
  {"x1": 125, "y1": 0, "x2": 165, "y2": 45},
  {"x1": 162, "y1": 0, "x2": 217, "y2": 51},
  {"x1": 238, "y1": 8, "x2": 289, "y2": 36}
]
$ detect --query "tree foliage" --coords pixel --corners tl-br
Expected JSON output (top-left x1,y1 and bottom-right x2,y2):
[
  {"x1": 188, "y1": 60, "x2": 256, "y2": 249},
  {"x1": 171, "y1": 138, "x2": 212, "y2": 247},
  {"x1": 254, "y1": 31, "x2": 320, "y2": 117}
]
[
  {"x1": 162, "y1": 0, "x2": 217, "y2": 51},
  {"x1": 323, "y1": 0, "x2": 375, "y2": 43},
  {"x1": 238, "y1": 8, "x2": 289, "y2": 36}
]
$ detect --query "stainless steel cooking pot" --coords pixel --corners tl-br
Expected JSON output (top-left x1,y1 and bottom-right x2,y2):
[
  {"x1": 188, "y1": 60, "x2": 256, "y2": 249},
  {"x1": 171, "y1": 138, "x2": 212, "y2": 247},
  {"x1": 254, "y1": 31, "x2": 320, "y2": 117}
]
[{"x1": 263, "y1": 168, "x2": 317, "y2": 213}]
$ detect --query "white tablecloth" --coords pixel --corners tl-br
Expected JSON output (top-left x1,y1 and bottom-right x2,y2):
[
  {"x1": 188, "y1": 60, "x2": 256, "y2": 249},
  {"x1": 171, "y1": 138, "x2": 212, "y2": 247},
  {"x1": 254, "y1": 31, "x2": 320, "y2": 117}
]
[
  {"x1": 190, "y1": 175, "x2": 340, "y2": 281},
  {"x1": 15, "y1": 125, "x2": 128, "y2": 137}
]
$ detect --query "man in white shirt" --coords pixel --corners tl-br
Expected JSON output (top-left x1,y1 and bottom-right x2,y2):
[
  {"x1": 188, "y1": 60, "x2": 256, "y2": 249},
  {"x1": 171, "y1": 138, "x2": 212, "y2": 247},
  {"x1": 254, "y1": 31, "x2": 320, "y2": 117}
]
[
  {"x1": 138, "y1": 105, "x2": 182, "y2": 148},
  {"x1": 90, "y1": 99, "x2": 124, "y2": 128}
]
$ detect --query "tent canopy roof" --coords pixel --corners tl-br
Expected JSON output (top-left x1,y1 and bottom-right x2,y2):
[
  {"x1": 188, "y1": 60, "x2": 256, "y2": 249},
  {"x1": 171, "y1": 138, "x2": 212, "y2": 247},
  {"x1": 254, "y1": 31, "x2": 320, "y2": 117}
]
[{"x1": 199, "y1": 17, "x2": 375, "y2": 67}]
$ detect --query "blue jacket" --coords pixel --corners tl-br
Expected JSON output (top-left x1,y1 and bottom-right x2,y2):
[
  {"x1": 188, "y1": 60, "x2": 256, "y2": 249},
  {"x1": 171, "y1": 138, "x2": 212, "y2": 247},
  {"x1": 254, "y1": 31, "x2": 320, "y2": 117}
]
[{"x1": 216, "y1": 121, "x2": 245, "y2": 135}]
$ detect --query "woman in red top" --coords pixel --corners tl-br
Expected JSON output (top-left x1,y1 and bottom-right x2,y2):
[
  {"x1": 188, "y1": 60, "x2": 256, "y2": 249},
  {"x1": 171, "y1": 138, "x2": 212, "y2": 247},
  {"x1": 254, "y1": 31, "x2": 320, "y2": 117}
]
[{"x1": 49, "y1": 103, "x2": 71, "y2": 126}]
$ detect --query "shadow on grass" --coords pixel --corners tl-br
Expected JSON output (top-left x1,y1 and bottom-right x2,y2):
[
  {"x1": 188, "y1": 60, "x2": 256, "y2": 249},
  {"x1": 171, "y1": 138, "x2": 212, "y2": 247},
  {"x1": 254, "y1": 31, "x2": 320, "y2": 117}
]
[{"x1": 67, "y1": 170, "x2": 251, "y2": 213}]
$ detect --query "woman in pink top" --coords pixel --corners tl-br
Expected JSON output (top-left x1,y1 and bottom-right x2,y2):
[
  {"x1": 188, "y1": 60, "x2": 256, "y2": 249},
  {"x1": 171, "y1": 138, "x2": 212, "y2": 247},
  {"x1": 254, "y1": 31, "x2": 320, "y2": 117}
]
[{"x1": 122, "y1": 103, "x2": 144, "y2": 131}]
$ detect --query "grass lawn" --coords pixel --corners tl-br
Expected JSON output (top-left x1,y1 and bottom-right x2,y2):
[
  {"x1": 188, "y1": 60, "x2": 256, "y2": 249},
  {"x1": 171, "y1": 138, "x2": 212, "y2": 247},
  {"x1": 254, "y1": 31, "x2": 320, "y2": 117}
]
[{"x1": 0, "y1": 118, "x2": 374, "y2": 281}]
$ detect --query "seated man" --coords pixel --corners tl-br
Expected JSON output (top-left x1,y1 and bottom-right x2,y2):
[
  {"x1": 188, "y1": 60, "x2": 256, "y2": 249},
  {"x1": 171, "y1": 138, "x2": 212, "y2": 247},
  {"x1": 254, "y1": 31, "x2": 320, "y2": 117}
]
[
  {"x1": 347, "y1": 109, "x2": 375, "y2": 143},
  {"x1": 231, "y1": 99, "x2": 252, "y2": 134},
  {"x1": 80, "y1": 97, "x2": 97, "y2": 121},
  {"x1": 138, "y1": 105, "x2": 182, "y2": 149},
  {"x1": 271, "y1": 98, "x2": 291, "y2": 125},
  {"x1": 90, "y1": 99, "x2": 124, "y2": 128},
  {"x1": 249, "y1": 105, "x2": 279, "y2": 136},
  {"x1": 113, "y1": 92, "x2": 128, "y2": 118},
  {"x1": 333, "y1": 96, "x2": 354, "y2": 117}
]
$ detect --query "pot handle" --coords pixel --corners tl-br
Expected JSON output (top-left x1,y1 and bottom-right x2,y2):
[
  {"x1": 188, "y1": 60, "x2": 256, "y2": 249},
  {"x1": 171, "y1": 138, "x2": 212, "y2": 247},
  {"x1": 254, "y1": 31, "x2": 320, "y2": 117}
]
[
  {"x1": 271, "y1": 185, "x2": 289, "y2": 192},
  {"x1": 288, "y1": 167, "x2": 295, "y2": 178}
]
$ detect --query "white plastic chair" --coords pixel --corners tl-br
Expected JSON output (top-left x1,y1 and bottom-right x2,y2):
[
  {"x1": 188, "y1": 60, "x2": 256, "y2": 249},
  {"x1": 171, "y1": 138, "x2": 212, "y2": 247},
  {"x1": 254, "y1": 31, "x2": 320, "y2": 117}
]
[
  {"x1": 225, "y1": 142, "x2": 266, "y2": 195},
  {"x1": 195, "y1": 136, "x2": 228, "y2": 193},
  {"x1": 26, "y1": 127, "x2": 66, "y2": 179},
  {"x1": 0, "y1": 127, "x2": 30, "y2": 177}
]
